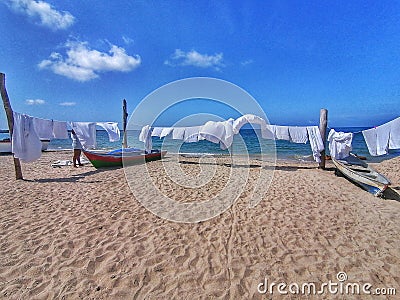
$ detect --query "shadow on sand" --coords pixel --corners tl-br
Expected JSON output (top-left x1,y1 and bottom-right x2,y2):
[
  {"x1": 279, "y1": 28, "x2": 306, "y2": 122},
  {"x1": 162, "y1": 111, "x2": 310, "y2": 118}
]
[
  {"x1": 179, "y1": 160, "x2": 261, "y2": 169},
  {"x1": 30, "y1": 167, "x2": 120, "y2": 183}
]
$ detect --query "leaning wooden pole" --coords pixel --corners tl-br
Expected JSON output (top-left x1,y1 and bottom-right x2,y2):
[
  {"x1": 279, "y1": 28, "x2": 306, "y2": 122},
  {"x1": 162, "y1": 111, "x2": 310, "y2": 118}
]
[
  {"x1": 122, "y1": 99, "x2": 128, "y2": 148},
  {"x1": 0, "y1": 73, "x2": 23, "y2": 179},
  {"x1": 318, "y1": 108, "x2": 328, "y2": 169}
]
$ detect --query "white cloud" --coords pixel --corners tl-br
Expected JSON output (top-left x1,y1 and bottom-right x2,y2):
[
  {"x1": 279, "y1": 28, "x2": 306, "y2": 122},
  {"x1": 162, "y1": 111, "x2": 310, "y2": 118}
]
[
  {"x1": 26, "y1": 99, "x2": 45, "y2": 105},
  {"x1": 165, "y1": 49, "x2": 224, "y2": 70},
  {"x1": 59, "y1": 102, "x2": 76, "y2": 106},
  {"x1": 38, "y1": 41, "x2": 141, "y2": 82},
  {"x1": 241, "y1": 59, "x2": 254, "y2": 66},
  {"x1": 122, "y1": 36, "x2": 134, "y2": 45},
  {"x1": 6, "y1": 0, "x2": 74, "y2": 30}
]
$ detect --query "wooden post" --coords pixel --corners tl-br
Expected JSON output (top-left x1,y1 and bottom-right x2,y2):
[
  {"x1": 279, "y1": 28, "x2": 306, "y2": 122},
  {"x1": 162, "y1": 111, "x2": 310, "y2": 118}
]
[
  {"x1": 122, "y1": 99, "x2": 128, "y2": 148},
  {"x1": 318, "y1": 108, "x2": 328, "y2": 169},
  {"x1": 0, "y1": 73, "x2": 23, "y2": 179}
]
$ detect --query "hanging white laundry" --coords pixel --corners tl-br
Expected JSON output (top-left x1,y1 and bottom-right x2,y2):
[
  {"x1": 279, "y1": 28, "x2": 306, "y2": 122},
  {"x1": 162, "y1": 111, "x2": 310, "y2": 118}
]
[
  {"x1": 261, "y1": 124, "x2": 275, "y2": 140},
  {"x1": 389, "y1": 117, "x2": 400, "y2": 149},
  {"x1": 52, "y1": 120, "x2": 68, "y2": 139},
  {"x1": 232, "y1": 115, "x2": 247, "y2": 134},
  {"x1": 221, "y1": 118, "x2": 235, "y2": 150},
  {"x1": 275, "y1": 126, "x2": 290, "y2": 140},
  {"x1": 151, "y1": 127, "x2": 163, "y2": 137},
  {"x1": 32, "y1": 118, "x2": 53, "y2": 139},
  {"x1": 172, "y1": 127, "x2": 185, "y2": 140},
  {"x1": 288, "y1": 126, "x2": 308, "y2": 143},
  {"x1": 139, "y1": 125, "x2": 152, "y2": 152},
  {"x1": 232, "y1": 114, "x2": 275, "y2": 141},
  {"x1": 327, "y1": 129, "x2": 353, "y2": 159},
  {"x1": 160, "y1": 127, "x2": 174, "y2": 138},
  {"x1": 96, "y1": 122, "x2": 120, "y2": 142},
  {"x1": 233, "y1": 114, "x2": 268, "y2": 134},
  {"x1": 198, "y1": 119, "x2": 234, "y2": 149},
  {"x1": 307, "y1": 126, "x2": 324, "y2": 163},
  {"x1": 12, "y1": 112, "x2": 42, "y2": 163},
  {"x1": 199, "y1": 121, "x2": 226, "y2": 144},
  {"x1": 376, "y1": 122, "x2": 391, "y2": 156},
  {"x1": 362, "y1": 127, "x2": 377, "y2": 156},
  {"x1": 71, "y1": 122, "x2": 97, "y2": 149},
  {"x1": 362, "y1": 117, "x2": 400, "y2": 156},
  {"x1": 184, "y1": 126, "x2": 200, "y2": 143}
]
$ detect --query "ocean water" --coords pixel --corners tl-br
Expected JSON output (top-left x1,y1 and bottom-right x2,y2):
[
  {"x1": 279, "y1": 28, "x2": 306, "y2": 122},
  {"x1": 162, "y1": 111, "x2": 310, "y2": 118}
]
[{"x1": 2, "y1": 128, "x2": 399, "y2": 162}]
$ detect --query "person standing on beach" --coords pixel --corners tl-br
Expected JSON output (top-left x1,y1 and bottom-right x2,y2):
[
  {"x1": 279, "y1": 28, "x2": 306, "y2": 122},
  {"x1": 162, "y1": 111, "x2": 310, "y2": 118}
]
[{"x1": 71, "y1": 129, "x2": 84, "y2": 167}]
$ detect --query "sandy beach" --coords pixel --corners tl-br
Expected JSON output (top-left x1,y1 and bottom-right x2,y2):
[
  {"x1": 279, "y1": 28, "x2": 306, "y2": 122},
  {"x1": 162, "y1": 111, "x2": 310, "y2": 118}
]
[{"x1": 0, "y1": 152, "x2": 399, "y2": 299}]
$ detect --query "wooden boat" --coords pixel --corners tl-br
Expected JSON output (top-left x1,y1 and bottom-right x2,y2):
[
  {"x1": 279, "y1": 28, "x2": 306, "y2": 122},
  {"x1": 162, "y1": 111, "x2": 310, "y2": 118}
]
[
  {"x1": 0, "y1": 138, "x2": 11, "y2": 153},
  {"x1": 82, "y1": 148, "x2": 167, "y2": 168},
  {"x1": 40, "y1": 139, "x2": 50, "y2": 151},
  {"x1": 0, "y1": 138, "x2": 50, "y2": 153},
  {"x1": 332, "y1": 153, "x2": 390, "y2": 196}
]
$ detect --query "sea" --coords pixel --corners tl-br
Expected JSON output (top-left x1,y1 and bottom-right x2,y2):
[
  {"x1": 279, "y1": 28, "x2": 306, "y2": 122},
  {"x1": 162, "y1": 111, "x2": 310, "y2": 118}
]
[{"x1": 1, "y1": 128, "x2": 399, "y2": 162}]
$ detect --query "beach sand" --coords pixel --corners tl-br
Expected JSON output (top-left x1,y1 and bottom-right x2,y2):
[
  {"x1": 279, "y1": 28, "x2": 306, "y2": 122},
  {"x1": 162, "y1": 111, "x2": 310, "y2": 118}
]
[{"x1": 0, "y1": 152, "x2": 399, "y2": 299}]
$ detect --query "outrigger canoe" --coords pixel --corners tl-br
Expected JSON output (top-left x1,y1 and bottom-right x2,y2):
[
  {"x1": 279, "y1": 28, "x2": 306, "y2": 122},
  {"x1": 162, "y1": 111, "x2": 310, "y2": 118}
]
[
  {"x1": 332, "y1": 153, "x2": 390, "y2": 197},
  {"x1": 83, "y1": 148, "x2": 167, "y2": 168}
]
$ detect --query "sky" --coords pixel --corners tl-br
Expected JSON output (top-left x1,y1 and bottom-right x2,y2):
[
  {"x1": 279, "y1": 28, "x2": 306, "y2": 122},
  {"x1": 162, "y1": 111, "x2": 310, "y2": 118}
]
[{"x1": 1, "y1": 0, "x2": 399, "y2": 130}]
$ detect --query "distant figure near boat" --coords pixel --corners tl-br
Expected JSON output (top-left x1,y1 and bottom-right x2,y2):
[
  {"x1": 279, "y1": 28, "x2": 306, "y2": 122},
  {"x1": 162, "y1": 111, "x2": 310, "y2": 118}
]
[{"x1": 71, "y1": 130, "x2": 84, "y2": 168}]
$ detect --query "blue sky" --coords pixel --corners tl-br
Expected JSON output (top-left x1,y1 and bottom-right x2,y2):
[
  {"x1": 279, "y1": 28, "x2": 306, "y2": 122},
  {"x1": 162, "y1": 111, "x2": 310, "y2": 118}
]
[{"x1": 1, "y1": 0, "x2": 399, "y2": 130}]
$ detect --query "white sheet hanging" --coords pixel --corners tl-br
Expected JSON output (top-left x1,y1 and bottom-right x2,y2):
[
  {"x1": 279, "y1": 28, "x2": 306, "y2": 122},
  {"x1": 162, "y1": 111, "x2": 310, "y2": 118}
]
[
  {"x1": 275, "y1": 126, "x2": 290, "y2": 140},
  {"x1": 362, "y1": 127, "x2": 377, "y2": 156},
  {"x1": 376, "y1": 122, "x2": 391, "y2": 156},
  {"x1": 12, "y1": 112, "x2": 42, "y2": 163},
  {"x1": 198, "y1": 119, "x2": 235, "y2": 149},
  {"x1": 151, "y1": 127, "x2": 163, "y2": 137},
  {"x1": 327, "y1": 129, "x2": 353, "y2": 159},
  {"x1": 199, "y1": 121, "x2": 225, "y2": 144},
  {"x1": 232, "y1": 114, "x2": 268, "y2": 134},
  {"x1": 96, "y1": 122, "x2": 120, "y2": 142},
  {"x1": 389, "y1": 117, "x2": 400, "y2": 149},
  {"x1": 288, "y1": 126, "x2": 308, "y2": 143},
  {"x1": 362, "y1": 117, "x2": 400, "y2": 156},
  {"x1": 32, "y1": 118, "x2": 69, "y2": 140},
  {"x1": 70, "y1": 122, "x2": 97, "y2": 149},
  {"x1": 172, "y1": 127, "x2": 185, "y2": 140},
  {"x1": 160, "y1": 127, "x2": 174, "y2": 138},
  {"x1": 307, "y1": 126, "x2": 324, "y2": 163},
  {"x1": 262, "y1": 124, "x2": 275, "y2": 140},
  {"x1": 52, "y1": 120, "x2": 68, "y2": 139},
  {"x1": 139, "y1": 125, "x2": 152, "y2": 152},
  {"x1": 32, "y1": 118, "x2": 53, "y2": 140},
  {"x1": 184, "y1": 126, "x2": 200, "y2": 143},
  {"x1": 222, "y1": 119, "x2": 235, "y2": 150}
]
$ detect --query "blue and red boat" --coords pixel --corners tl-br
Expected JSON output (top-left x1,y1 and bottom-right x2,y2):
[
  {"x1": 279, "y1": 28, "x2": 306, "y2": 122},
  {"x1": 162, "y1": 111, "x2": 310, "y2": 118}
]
[{"x1": 83, "y1": 148, "x2": 167, "y2": 168}]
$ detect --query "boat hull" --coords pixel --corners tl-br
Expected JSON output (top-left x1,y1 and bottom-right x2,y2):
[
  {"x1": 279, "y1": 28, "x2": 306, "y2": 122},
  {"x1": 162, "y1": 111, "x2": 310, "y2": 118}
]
[
  {"x1": 332, "y1": 153, "x2": 390, "y2": 196},
  {"x1": 83, "y1": 149, "x2": 167, "y2": 168},
  {"x1": 0, "y1": 141, "x2": 11, "y2": 153},
  {"x1": 0, "y1": 139, "x2": 49, "y2": 153},
  {"x1": 40, "y1": 139, "x2": 50, "y2": 151}
]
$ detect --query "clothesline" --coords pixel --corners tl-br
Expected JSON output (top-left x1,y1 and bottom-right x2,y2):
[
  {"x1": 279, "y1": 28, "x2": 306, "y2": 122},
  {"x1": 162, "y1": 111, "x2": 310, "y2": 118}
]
[
  {"x1": 327, "y1": 117, "x2": 400, "y2": 157},
  {"x1": 361, "y1": 117, "x2": 400, "y2": 156},
  {"x1": 11, "y1": 111, "x2": 120, "y2": 163},
  {"x1": 138, "y1": 114, "x2": 325, "y2": 163}
]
